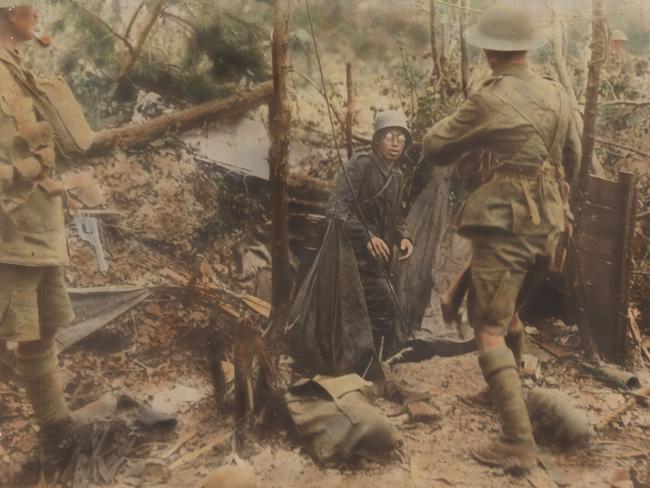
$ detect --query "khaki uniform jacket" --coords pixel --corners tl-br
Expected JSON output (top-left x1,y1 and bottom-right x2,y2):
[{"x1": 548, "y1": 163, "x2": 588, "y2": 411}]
[
  {"x1": 423, "y1": 61, "x2": 582, "y2": 237},
  {"x1": 0, "y1": 46, "x2": 68, "y2": 266}
]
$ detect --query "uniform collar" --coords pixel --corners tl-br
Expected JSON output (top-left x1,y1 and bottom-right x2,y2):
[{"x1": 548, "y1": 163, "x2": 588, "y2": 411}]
[
  {"x1": 0, "y1": 44, "x2": 23, "y2": 67},
  {"x1": 491, "y1": 59, "x2": 532, "y2": 80},
  {"x1": 370, "y1": 150, "x2": 398, "y2": 178}
]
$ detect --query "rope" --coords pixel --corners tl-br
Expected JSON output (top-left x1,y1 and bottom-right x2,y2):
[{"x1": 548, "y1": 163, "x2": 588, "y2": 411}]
[{"x1": 304, "y1": 0, "x2": 410, "y2": 332}]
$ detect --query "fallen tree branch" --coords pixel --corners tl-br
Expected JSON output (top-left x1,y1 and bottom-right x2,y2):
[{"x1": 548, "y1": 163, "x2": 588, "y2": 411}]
[
  {"x1": 595, "y1": 137, "x2": 650, "y2": 159},
  {"x1": 89, "y1": 80, "x2": 273, "y2": 153}
]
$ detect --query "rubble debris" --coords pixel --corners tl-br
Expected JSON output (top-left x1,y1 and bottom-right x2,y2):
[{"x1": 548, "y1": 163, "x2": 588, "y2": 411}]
[
  {"x1": 406, "y1": 400, "x2": 441, "y2": 423},
  {"x1": 598, "y1": 383, "x2": 650, "y2": 428},
  {"x1": 197, "y1": 463, "x2": 257, "y2": 488},
  {"x1": 521, "y1": 354, "x2": 541, "y2": 379},
  {"x1": 284, "y1": 374, "x2": 399, "y2": 465},
  {"x1": 525, "y1": 388, "x2": 592, "y2": 449},
  {"x1": 74, "y1": 393, "x2": 177, "y2": 430},
  {"x1": 57, "y1": 286, "x2": 152, "y2": 351}
]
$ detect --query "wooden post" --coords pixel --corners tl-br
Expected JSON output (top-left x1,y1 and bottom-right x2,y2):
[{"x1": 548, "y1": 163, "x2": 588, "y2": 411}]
[
  {"x1": 345, "y1": 62, "x2": 354, "y2": 160},
  {"x1": 459, "y1": 0, "x2": 469, "y2": 99},
  {"x1": 429, "y1": 0, "x2": 441, "y2": 84},
  {"x1": 268, "y1": 0, "x2": 292, "y2": 338},
  {"x1": 571, "y1": 0, "x2": 606, "y2": 359},
  {"x1": 615, "y1": 171, "x2": 638, "y2": 358}
]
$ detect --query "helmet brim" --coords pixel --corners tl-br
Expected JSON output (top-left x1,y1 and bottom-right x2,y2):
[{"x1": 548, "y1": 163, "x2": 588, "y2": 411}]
[{"x1": 466, "y1": 24, "x2": 548, "y2": 52}]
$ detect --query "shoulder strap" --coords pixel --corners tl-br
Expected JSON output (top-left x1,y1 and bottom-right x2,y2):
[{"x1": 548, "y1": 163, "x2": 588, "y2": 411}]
[{"x1": 489, "y1": 75, "x2": 568, "y2": 163}]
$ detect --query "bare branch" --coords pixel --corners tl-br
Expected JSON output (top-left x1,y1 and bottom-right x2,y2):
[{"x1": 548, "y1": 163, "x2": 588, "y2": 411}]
[
  {"x1": 73, "y1": 0, "x2": 134, "y2": 54},
  {"x1": 124, "y1": 0, "x2": 145, "y2": 40},
  {"x1": 118, "y1": 0, "x2": 168, "y2": 81},
  {"x1": 595, "y1": 137, "x2": 650, "y2": 159}
]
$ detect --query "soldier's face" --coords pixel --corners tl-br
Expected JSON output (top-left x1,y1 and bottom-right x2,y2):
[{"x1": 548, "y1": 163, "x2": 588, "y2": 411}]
[
  {"x1": 377, "y1": 129, "x2": 407, "y2": 161},
  {"x1": 8, "y1": 5, "x2": 39, "y2": 42}
]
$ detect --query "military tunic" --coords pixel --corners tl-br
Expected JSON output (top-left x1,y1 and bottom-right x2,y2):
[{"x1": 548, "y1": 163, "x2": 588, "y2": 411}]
[
  {"x1": 0, "y1": 46, "x2": 77, "y2": 342},
  {"x1": 424, "y1": 61, "x2": 582, "y2": 335},
  {"x1": 330, "y1": 151, "x2": 411, "y2": 345}
]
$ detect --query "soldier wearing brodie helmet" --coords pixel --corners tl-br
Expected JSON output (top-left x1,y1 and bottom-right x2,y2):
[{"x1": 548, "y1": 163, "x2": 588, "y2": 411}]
[
  {"x1": 0, "y1": 0, "x2": 94, "y2": 479},
  {"x1": 424, "y1": 3, "x2": 582, "y2": 473}
]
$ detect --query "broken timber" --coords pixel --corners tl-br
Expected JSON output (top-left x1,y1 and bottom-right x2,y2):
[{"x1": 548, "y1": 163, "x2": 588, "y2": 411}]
[
  {"x1": 574, "y1": 171, "x2": 638, "y2": 361},
  {"x1": 89, "y1": 80, "x2": 274, "y2": 153}
]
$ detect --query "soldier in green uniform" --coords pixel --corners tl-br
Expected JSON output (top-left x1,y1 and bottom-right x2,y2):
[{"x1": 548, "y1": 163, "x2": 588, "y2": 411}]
[
  {"x1": 423, "y1": 4, "x2": 582, "y2": 472},
  {"x1": 0, "y1": 0, "x2": 94, "y2": 472}
]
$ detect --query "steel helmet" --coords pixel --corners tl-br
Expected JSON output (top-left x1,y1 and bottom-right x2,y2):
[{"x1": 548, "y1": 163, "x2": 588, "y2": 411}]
[
  {"x1": 373, "y1": 110, "x2": 412, "y2": 146},
  {"x1": 466, "y1": 3, "x2": 547, "y2": 52},
  {"x1": 0, "y1": 1, "x2": 41, "y2": 7}
]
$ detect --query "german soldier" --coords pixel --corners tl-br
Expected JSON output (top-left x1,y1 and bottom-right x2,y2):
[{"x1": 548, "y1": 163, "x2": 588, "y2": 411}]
[
  {"x1": 0, "y1": 0, "x2": 94, "y2": 474},
  {"x1": 423, "y1": 3, "x2": 582, "y2": 472},
  {"x1": 330, "y1": 110, "x2": 414, "y2": 358}
]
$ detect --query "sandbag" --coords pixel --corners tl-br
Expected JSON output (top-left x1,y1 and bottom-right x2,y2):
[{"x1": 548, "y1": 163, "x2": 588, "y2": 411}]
[
  {"x1": 286, "y1": 219, "x2": 383, "y2": 381},
  {"x1": 526, "y1": 388, "x2": 592, "y2": 449},
  {"x1": 284, "y1": 374, "x2": 400, "y2": 465}
]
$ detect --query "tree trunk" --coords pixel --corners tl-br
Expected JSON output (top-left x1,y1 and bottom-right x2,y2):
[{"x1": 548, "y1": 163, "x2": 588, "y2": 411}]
[
  {"x1": 578, "y1": 0, "x2": 606, "y2": 188},
  {"x1": 572, "y1": 0, "x2": 607, "y2": 359},
  {"x1": 429, "y1": 0, "x2": 441, "y2": 84},
  {"x1": 459, "y1": 0, "x2": 469, "y2": 99},
  {"x1": 267, "y1": 0, "x2": 292, "y2": 338},
  {"x1": 89, "y1": 80, "x2": 273, "y2": 153},
  {"x1": 548, "y1": 0, "x2": 577, "y2": 102},
  {"x1": 346, "y1": 62, "x2": 354, "y2": 160}
]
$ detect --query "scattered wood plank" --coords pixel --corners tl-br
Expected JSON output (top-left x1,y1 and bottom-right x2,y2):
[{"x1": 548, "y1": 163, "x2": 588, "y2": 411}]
[
  {"x1": 597, "y1": 383, "x2": 650, "y2": 428},
  {"x1": 168, "y1": 430, "x2": 232, "y2": 470}
]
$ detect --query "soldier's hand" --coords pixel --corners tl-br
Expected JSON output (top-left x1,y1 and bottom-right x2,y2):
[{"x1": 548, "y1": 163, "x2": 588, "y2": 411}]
[
  {"x1": 398, "y1": 239, "x2": 414, "y2": 261},
  {"x1": 367, "y1": 236, "x2": 390, "y2": 263}
]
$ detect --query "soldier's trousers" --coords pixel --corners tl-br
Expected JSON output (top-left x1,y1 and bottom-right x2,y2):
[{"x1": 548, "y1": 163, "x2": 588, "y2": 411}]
[
  {"x1": 359, "y1": 269, "x2": 397, "y2": 355},
  {"x1": 467, "y1": 229, "x2": 560, "y2": 336}
]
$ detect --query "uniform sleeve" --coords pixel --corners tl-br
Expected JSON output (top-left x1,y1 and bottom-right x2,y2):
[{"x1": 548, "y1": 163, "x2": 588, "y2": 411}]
[
  {"x1": 0, "y1": 63, "x2": 56, "y2": 184},
  {"x1": 394, "y1": 211, "x2": 411, "y2": 244},
  {"x1": 423, "y1": 92, "x2": 490, "y2": 167},
  {"x1": 330, "y1": 157, "x2": 371, "y2": 247},
  {"x1": 562, "y1": 101, "x2": 583, "y2": 183}
]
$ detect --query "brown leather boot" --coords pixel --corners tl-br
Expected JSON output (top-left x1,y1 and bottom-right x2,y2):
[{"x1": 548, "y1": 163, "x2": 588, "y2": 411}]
[{"x1": 471, "y1": 348, "x2": 537, "y2": 474}]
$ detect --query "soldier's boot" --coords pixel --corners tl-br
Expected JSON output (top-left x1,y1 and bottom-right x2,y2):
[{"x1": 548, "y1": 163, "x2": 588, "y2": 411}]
[
  {"x1": 466, "y1": 316, "x2": 526, "y2": 407},
  {"x1": 16, "y1": 347, "x2": 76, "y2": 477},
  {"x1": 471, "y1": 348, "x2": 538, "y2": 474},
  {"x1": 506, "y1": 315, "x2": 525, "y2": 368}
]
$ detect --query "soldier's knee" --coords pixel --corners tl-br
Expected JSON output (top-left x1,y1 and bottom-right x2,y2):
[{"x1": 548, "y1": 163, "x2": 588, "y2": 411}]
[{"x1": 17, "y1": 334, "x2": 55, "y2": 356}]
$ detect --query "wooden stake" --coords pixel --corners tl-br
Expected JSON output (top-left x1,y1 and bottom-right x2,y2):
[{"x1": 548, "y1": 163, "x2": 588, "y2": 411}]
[
  {"x1": 346, "y1": 62, "x2": 354, "y2": 160},
  {"x1": 429, "y1": 0, "x2": 441, "y2": 84},
  {"x1": 267, "y1": 0, "x2": 292, "y2": 339},
  {"x1": 459, "y1": 0, "x2": 469, "y2": 99}
]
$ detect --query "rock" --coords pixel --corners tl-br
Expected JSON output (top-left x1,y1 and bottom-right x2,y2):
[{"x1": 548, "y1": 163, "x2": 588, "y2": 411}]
[
  {"x1": 406, "y1": 401, "x2": 441, "y2": 423},
  {"x1": 198, "y1": 464, "x2": 256, "y2": 488}
]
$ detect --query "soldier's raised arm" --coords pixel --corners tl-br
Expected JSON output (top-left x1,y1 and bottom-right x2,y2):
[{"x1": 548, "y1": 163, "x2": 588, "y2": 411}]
[{"x1": 422, "y1": 92, "x2": 490, "y2": 167}]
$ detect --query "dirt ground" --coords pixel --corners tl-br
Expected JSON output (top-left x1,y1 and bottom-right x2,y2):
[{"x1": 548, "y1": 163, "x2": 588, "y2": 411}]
[
  {"x1": 2, "y1": 292, "x2": 649, "y2": 488},
  {"x1": 0, "y1": 117, "x2": 648, "y2": 488}
]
